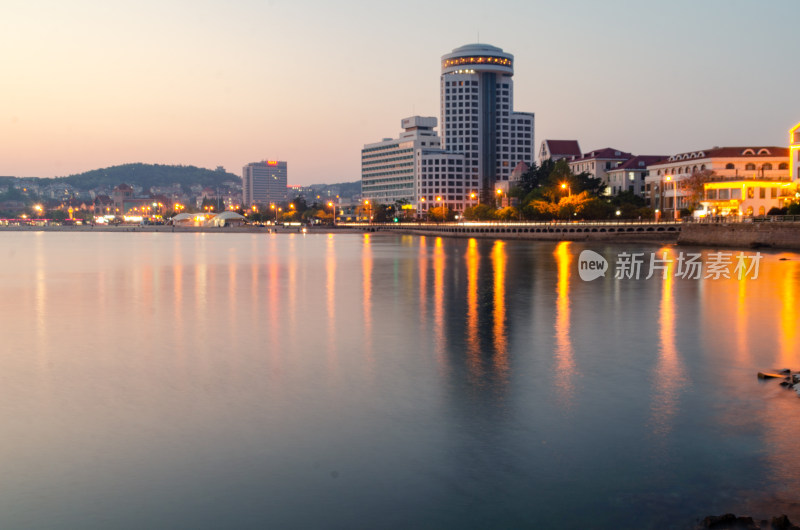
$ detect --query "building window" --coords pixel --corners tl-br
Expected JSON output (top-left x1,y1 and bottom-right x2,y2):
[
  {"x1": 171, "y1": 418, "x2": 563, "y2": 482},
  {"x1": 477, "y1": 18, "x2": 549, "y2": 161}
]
[
  {"x1": 725, "y1": 163, "x2": 735, "y2": 170},
  {"x1": 745, "y1": 163, "x2": 756, "y2": 171}
]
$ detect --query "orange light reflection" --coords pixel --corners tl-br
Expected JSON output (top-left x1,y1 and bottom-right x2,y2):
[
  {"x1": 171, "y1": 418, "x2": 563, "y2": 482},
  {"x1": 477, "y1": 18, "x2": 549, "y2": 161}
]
[
  {"x1": 553, "y1": 241, "x2": 574, "y2": 404},
  {"x1": 649, "y1": 247, "x2": 686, "y2": 439},
  {"x1": 491, "y1": 241, "x2": 509, "y2": 380},
  {"x1": 465, "y1": 239, "x2": 482, "y2": 380}
]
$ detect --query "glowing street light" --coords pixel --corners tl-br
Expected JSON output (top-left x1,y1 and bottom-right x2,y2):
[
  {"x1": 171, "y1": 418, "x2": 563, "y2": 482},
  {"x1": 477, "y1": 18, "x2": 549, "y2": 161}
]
[
  {"x1": 665, "y1": 175, "x2": 677, "y2": 220},
  {"x1": 328, "y1": 201, "x2": 337, "y2": 226}
]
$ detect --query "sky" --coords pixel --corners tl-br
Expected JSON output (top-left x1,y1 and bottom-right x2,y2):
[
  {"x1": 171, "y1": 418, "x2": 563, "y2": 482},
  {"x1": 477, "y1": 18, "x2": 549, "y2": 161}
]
[{"x1": 2, "y1": 0, "x2": 798, "y2": 185}]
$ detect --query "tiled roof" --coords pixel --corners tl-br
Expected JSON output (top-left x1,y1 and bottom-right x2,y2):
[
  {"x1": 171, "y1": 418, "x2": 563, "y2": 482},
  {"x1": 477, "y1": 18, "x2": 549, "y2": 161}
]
[
  {"x1": 651, "y1": 147, "x2": 790, "y2": 166},
  {"x1": 544, "y1": 140, "x2": 581, "y2": 157},
  {"x1": 569, "y1": 148, "x2": 632, "y2": 162},
  {"x1": 608, "y1": 155, "x2": 667, "y2": 172}
]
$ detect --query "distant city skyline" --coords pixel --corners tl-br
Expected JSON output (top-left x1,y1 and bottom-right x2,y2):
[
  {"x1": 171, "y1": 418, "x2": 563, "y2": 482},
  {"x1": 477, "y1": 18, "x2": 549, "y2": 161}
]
[{"x1": 2, "y1": 0, "x2": 797, "y2": 185}]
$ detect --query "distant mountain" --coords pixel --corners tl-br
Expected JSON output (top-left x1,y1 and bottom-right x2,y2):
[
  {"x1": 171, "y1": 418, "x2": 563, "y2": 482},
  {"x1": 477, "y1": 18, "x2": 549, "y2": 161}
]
[{"x1": 57, "y1": 163, "x2": 240, "y2": 192}]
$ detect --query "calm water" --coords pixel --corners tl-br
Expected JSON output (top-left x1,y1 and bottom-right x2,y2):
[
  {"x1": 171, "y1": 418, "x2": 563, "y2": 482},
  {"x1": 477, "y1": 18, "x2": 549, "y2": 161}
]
[{"x1": 2, "y1": 231, "x2": 800, "y2": 529}]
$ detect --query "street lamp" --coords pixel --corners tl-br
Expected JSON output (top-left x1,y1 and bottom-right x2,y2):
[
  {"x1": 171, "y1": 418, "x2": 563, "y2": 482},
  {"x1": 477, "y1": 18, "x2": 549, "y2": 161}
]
[
  {"x1": 328, "y1": 201, "x2": 336, "y2": 226},
  {"x1": 364, "y1": 199, "x2": 371, "y2": 223},
  {"x1": 560, "y1": 182, "x2": 571, "y2": 197},
  {"x1": 665, "y1": 175, "x2": 677, "y2": 220}
]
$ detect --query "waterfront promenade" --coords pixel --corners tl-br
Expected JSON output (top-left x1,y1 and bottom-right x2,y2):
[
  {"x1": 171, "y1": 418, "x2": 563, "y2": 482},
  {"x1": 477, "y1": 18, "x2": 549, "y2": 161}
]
[{"x1": 4, "y1": 218, "x2": 800, "y2": 249}]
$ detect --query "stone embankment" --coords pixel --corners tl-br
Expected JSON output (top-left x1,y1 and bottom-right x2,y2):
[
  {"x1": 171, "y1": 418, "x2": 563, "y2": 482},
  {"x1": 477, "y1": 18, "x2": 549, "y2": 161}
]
[{"x1": 679, "y1": 223, "x2": 800, "y2": 250}]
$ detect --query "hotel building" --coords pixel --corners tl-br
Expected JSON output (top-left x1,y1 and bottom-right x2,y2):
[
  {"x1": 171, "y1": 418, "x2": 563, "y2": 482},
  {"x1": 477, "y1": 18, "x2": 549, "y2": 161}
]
[
  {"x1": 361, "y1": 117, "x2": 442, "y2": 205},
  {"x1": 439, "y1": 43, "x2": 535, "y2": 206},
  {"x1": 242, "y1": 160, "x2": 287, "y2": 208}
]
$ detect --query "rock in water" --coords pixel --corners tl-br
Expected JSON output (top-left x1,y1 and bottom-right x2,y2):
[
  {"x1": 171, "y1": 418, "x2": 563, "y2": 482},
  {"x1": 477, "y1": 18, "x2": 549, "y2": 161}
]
[
  {"x1": 698, "y1": 513, "x2": 760, "y2": 529},
  {"x1": 770, "y1": 514, "x2": 799, "y2": 530}
]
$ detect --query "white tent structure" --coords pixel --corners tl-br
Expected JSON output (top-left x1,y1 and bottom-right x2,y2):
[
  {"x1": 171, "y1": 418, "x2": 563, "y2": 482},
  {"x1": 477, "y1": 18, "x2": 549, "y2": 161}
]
[
  {"x1": 208, "y1": 211, "x2": 248, "y2": 227},
  {"x1": 171, "y1": 212, "x2": 209, "y2": 226}
]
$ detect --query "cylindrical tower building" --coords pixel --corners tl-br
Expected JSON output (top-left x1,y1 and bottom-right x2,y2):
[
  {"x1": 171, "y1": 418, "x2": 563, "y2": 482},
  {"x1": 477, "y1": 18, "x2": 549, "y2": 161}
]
[{"x1": 440, "y1": 44, "x2": 534, "y2": 204}]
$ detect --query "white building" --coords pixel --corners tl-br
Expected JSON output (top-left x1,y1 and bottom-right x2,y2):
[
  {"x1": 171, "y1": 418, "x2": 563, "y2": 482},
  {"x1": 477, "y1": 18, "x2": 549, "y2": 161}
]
[
  {"x1": 416, "y1": 150, "x2": 468, "y2": 214},
  {"x1": 567, "y1": 148, "x2": 632, "y2": 194},
  {"x1": 791, "y1": 122, "x2": 800, "y2": 182},
  {"x1": 440, "y1": 43, "x2": 535, "y2": 205},
  {"x1": 605, "y1": 155, "x2": 665, "y2": 197},
  {"x1": 644, "y1": 147, "x2": 790, "y2": 216},
  {"x1": 242, "y1": 160, "x2": 287, "y2": 208},
  {"x1": 361, "y1": 117, "x2": 441, "y2": 205}
]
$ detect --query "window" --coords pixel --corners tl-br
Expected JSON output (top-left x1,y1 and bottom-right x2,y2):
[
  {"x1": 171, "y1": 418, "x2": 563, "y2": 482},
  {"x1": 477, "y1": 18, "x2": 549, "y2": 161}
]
[
  {"x1": 725, "y1": 163, "x2": 735, "y2": 170},
  {"x1": 745, "y1": 163, "x2": 756, "y2": 171},
  {"x1": 760, "y1": 187, "x2": 766, "y2": 199},
  {"x1": 747, "y1": 187, "x2": 754, "y2": 199},
  {"x1": 762, "y1": 163, "x2": 773, "y2": 170}
]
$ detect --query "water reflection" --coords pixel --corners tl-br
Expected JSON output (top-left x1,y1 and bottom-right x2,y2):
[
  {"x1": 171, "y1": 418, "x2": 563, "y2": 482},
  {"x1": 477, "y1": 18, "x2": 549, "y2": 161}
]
[
  {"x1": 779, "y1": 260, "x2": 798, "y2": 368},
  {"x1": 491, "y1": 241, "x2": 509, "y2": 381},
  {"x1": 326, "y1": 234, "x2": 337, "y2": 369},
  {"x1": 553, "y1": 241, "x2": 574, "y2": 404},
  {"x1": 735, "y1": 273, "x2": 749, "y2": 364},
  {"x1": 465, "y1": 239, "x2": 483, "y2": 381},
  {"x1": 418, "y1": 236, "x2": 428, "y2": 325},
  {"x1": 362, "y1": 234, "x2": 374, "y2": 366},
  {"x1": 5, "y1": 233, "x2": 800, "y2": 529},
  {"x1": 649, "y1": 247, "x2": 686, "y2": 439},
  {"x1": 433, "y1": 237, "x2": 447, "y2": 371}
]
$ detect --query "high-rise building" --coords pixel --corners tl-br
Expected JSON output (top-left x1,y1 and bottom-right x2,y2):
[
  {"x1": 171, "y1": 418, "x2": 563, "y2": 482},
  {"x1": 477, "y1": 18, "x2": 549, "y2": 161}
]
[
  {"x1": 440, "y1": 43, "x2": 535, "y2": 203},
  {"x1": 362, "y1": 117, "x2": 441, "y2": 205},
  {"x1": 242, "y1": 160, "x2": 287, "y2": 208},
  {"x1": 360, "y1": 44, "x2": 536, "y2": 216}
]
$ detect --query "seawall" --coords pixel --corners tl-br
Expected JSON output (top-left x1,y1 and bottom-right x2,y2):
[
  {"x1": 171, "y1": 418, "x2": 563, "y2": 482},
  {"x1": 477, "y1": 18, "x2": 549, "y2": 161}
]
[
  {"x1": 366, "y1": 222, "x2": 681, "y2": 244},
  {"x1": 678, "y1": 222, "x2": 800, "y2": 250}
]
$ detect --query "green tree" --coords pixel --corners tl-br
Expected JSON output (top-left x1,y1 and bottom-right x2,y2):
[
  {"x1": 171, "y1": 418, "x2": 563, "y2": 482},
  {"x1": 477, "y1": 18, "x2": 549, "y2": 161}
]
[
  {"x1": 428, "y1": 205, "x2": 453, "y2": 222},
  {"x1": 495, "y1": 206, "x2": 518, "y2": 221},
  {"x1": 463, "y1": 204, "x2": 497, "y2": 220},
  {"x1": 522, "y1": 200, "x2": 558, "y2": 220}
]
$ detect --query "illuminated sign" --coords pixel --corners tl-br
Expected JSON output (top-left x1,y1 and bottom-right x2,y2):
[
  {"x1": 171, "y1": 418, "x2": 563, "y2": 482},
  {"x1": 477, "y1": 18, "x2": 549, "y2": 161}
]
[
  {"x1": 267, "y1": 160, "x2": 278, "y2": 166},
  {"x1": 442, "y1": 56, "x2": 512, "y2": 69}
]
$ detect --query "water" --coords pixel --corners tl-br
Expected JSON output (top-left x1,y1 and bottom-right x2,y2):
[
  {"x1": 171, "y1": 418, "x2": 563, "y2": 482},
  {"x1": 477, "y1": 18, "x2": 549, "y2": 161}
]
[{"x1": 1, "y1": 231, "x2": 799, "y2": 529}]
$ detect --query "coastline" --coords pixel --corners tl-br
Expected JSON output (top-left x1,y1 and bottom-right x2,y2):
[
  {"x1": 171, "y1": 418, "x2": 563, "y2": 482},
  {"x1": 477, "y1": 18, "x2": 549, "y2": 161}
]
[{"x1": 3, "y1": 222, "x2": 800, "y2": 251}]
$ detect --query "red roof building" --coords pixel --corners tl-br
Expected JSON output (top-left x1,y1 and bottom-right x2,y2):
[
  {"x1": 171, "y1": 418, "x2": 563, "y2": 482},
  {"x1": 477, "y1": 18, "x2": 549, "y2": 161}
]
[{"x1": 538, "y1": 140, "x2": 582, "y2": 164}]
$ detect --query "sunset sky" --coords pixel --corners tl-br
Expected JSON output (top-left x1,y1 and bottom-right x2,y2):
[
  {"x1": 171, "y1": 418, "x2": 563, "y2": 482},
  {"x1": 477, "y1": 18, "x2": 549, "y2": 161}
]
[{"x1": 2, "y1": 0, "x2": 797, "y2": 185}]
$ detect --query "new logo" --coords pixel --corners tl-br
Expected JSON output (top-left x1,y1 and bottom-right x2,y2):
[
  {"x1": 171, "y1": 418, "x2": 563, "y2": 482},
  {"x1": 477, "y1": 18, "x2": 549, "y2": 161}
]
[{"x1": 578, "y1": 250, "x2": 608, "y2": 281}]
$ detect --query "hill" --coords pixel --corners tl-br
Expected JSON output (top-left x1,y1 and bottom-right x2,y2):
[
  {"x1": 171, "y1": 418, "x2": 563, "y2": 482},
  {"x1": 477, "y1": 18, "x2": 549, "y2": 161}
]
[{"x1": 57, "y1": 163, "x2": 240, "y2": 191}]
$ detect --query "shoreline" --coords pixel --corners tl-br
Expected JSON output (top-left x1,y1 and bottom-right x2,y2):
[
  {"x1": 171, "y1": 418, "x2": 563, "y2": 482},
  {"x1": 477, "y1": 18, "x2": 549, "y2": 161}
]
[{"x1": 3, "y1": 222, "x2": 800, "y2": 252}]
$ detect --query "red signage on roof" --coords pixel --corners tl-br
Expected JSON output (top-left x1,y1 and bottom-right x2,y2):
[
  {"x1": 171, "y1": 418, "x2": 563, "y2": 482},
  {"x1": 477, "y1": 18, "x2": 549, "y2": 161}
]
[{"x1": 267, "y1": 160, "x2": 278, "y2": 166}]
